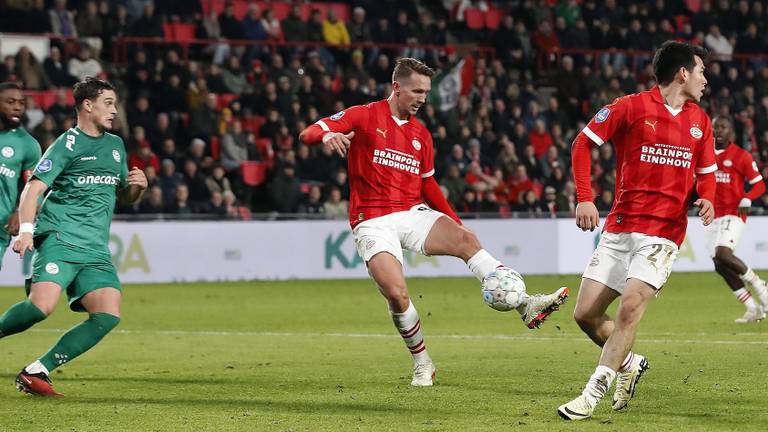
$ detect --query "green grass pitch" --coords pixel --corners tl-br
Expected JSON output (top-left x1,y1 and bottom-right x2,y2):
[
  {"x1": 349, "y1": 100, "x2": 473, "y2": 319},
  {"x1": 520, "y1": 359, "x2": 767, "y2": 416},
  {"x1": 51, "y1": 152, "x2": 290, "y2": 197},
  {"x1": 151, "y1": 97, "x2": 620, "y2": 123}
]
[{"x1": 1, "y1": 272, "x2": 767, "y2": 431}]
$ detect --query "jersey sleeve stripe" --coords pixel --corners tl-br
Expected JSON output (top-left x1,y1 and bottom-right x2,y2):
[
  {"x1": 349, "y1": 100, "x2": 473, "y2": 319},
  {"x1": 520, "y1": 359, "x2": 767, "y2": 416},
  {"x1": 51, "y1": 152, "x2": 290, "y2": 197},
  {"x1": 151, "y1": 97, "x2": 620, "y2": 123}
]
[
  {"x1": 316, "y1": 120, "x2": 331, "y2": 132},
  {"x1": 582, "y1": 126, "x2": 604, "y2": 146},
  {"x1": 420, "y1": 169, "x2": 435, "y2": 178},
  {"x1": 696, "y1": 163, "x2": 718, "y2": 174},
  {"x1": 749, "y1": 175, "x2": 764, "y2": 185}
]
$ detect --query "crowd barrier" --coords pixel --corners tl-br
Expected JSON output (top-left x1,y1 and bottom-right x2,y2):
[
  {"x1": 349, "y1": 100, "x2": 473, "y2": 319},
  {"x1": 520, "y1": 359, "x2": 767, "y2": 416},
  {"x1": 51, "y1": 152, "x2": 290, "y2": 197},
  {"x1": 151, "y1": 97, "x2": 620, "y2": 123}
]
[{"x1": 2, "y1": 217, "x2": 766, "y2": 286}]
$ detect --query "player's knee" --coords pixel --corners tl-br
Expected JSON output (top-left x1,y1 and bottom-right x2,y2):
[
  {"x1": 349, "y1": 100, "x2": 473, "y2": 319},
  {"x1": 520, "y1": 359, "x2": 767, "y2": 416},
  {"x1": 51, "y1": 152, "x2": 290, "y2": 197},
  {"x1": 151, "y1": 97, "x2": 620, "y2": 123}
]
[
  {"x1": 29, "y1": 298, "x2": 57, "y2": 317},
  {"x1": 457, "y1": 229, "x2": 481, "y2": 255},
  {"x1": 90, "y1": 312, "x2": 121, "y2": 333},
  {"x1": 573, "y1": 308, "x2": 597, "y2": 331}
]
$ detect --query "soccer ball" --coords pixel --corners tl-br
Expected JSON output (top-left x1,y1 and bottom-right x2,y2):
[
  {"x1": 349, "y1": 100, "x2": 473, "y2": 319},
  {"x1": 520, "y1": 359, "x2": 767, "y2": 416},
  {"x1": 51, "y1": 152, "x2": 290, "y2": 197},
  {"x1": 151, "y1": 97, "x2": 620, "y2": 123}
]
[{"x1": 481, "y1": 267, "x2": 526, "y2": 311}]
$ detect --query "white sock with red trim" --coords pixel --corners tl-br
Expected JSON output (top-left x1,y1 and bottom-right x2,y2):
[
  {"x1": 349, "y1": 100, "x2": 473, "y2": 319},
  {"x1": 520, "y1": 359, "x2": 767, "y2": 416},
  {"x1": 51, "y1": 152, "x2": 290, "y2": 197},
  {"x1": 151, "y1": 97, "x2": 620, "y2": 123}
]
[
  {"x1": 733, "y1": 287, "x2": 758, "y2": 311},
  {"x1": 618, "y1": 351, "x2": 636, "y2": 372},
  {"x1": 390, "y1": 301, "x2": 431, "y2": 364}
]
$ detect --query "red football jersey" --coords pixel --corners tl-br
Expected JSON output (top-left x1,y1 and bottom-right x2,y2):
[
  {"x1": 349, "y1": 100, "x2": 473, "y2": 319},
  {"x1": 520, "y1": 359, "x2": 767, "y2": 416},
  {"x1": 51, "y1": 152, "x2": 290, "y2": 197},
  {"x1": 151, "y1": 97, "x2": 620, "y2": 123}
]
[
  {"x1": 582, "y1": 86, "x2": 717, "y2": 245},
  {"x1": 314, "y1": 99, "x2": 435, "y2": 227},
  {"x1": 714, "y1": 143, "x2": 763, "y2": 220}
]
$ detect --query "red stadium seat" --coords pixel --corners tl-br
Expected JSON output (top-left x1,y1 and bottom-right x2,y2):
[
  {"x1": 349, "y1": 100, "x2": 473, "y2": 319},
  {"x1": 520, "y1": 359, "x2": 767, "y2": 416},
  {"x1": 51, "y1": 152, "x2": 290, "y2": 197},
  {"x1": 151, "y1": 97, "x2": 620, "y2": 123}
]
[
  {"x1": 465, "y1": 8, "x2": 485, "y2": 30},
  {"x1": 210, "y1": 136, "x2": 221, "y2": 160},
  {"x1": 217, "y1": 93, "x2": 238, "y2": 110},
  {"x1": 485, "y1": 8, "x2": 503, "y2": 30},
  {"x1": 254, "y1": 138, "x2": 274, "y2": 166},
  {"x1": 172, "y1": 23, "x2": 196, "y2": 41},
  {"x1": 163, "y1": 23, "x2": 174, "y2": 39},
  {"x1": 240, "y1": 161, "x2": 268, "y2": 186}
]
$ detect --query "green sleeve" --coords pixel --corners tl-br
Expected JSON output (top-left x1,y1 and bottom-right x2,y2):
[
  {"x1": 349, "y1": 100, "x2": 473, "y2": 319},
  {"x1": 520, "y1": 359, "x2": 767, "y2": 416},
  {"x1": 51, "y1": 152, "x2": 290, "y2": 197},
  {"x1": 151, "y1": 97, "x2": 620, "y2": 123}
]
[
  {"x1": 22, "y1": 136, "x2": 42, "y2": 171},
  {"x1": 32, "y1": 138, "x2": 75, "y2": 187}
]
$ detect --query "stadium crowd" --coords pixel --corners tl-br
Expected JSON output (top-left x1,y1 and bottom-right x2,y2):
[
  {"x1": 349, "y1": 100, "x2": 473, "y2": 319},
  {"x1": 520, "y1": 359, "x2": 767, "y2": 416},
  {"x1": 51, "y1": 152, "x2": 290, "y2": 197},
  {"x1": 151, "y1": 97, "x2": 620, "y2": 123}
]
[{"x1": 2, "y1": 0, "x2": 768, "y2": 219}]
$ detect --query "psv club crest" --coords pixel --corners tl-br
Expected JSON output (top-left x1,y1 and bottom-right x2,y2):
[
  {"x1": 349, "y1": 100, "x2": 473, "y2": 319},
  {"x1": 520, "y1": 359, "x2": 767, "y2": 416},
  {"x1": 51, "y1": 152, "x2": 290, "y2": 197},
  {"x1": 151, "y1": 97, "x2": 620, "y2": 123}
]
[{"x1": 411, "y1": 139, "x2": 421, "y2": 151}]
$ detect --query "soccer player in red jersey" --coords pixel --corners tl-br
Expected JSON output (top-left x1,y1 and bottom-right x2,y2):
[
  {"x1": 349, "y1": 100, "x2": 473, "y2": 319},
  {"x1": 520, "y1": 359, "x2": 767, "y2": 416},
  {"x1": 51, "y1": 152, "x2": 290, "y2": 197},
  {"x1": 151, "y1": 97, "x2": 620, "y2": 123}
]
[
  {"x1": 299, "y1": 58, "x2": 569, "y2": 387},
  {"x1": 707, "y1": 116, "x2": 767, "y2": 323},
  {"x1": 558, "y1": 42, "x2": 717, "y2": 420}
]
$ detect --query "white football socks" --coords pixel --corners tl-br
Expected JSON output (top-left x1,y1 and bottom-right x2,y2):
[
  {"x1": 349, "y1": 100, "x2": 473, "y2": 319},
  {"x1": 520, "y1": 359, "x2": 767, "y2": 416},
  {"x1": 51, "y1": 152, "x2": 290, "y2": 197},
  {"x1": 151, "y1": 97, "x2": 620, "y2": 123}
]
[
  {"x1": 582, "y1": 365, "x2": 617, "y2": 405},
  {"x1": 733, "y1": 287, "x2": 759, "y2": 311},
  {"x1": 391, "y1": 301, "x2": 431, "y2": 364},
  {"x1": 467, "y1": 249, "x2": 503, "y2": 281}
]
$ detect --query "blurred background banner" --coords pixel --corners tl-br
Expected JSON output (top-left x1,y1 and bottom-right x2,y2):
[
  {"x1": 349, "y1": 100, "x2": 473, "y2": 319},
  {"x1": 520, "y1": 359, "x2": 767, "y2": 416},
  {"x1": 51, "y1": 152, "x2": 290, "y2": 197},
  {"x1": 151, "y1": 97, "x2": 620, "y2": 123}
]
[{"x1": 2, "y1": 218, "x2": 766, "y2": 286}]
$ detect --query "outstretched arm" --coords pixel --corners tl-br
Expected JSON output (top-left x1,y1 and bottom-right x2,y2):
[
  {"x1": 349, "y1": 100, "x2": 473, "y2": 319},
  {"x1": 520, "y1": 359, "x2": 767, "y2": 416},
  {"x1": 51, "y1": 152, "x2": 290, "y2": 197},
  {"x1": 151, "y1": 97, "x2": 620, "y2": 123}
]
[{"x1": 422, "y1": 176, "x2": 461, "y2": 225}]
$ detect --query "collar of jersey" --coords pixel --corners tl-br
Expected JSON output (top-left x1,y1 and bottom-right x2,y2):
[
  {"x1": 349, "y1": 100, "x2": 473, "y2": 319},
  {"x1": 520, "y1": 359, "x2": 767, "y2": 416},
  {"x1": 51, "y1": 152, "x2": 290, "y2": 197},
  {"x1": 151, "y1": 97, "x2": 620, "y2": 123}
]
[
  {"x1": 73, "y1": 126, "x2": 105, "y2": 139},
  {"x1": 650, "y1": 86, "x2": 694, "y2": 112}
]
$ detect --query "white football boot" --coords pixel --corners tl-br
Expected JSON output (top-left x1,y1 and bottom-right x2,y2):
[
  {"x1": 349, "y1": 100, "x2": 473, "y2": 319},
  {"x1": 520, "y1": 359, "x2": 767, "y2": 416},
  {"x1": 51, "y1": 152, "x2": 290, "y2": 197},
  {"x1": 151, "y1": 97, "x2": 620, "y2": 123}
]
[
  {"x1": 518, "y1": 287, "x2": 570, "y2": 329},
  {"x1": 411, "y1": 361, "x2": 436, "y2": 387},
  {"x1": 735, "y1": 306, "x2": 765, "y2": 324},
  {"x1": 558, "y1": 394, "x2": 596, "y2": 421},
  {"x1": 612, "y1": 354, "x2": 650, "y2": 410}
]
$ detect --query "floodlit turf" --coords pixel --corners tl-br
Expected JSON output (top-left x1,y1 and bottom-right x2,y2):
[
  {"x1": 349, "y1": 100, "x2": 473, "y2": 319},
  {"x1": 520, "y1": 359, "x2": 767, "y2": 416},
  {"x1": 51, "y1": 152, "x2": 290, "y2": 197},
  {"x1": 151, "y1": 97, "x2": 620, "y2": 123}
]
[{"x1": 1, "y1": 272, "x2": 767, "y2": 431}]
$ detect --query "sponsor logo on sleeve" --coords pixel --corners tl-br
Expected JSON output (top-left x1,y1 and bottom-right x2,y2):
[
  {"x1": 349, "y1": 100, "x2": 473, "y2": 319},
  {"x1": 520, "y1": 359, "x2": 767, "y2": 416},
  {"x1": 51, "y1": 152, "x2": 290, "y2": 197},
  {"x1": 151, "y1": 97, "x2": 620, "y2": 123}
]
[
  {"x1": 595, "y1": 107, "x2": 611, "y2": 123},
  {"x1": 36, "y1": 159, "x2": 53, "y2": 173},
  {"x1": 330, "y1": 111, "x2": 345, "y2": 121},
  {"x1": 1, "y1": 146, "x2": 14, "y2": 158}
]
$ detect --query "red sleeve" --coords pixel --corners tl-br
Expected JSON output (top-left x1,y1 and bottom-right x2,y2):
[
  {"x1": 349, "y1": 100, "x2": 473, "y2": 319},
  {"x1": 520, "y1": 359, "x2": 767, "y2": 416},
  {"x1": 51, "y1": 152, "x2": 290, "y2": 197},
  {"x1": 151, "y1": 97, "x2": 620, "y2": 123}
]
[
  {"x1": 695, "y1": 116, "x2": 717, "y2": 175},
  {"x1": 696, "y1": 172, "x2": 716, "y2": 203},
  {"x1": 571, "y1": 131, "x2": 594, "y2": 202},
  {"x1": 582, "y1": 97, "x2": 629, "y2": 147},
  {"x1": 299, "y1": 105, "x2": 368, "y2": 145},
  {"x1": 420, "y1": 131, "x2": 435, "y2": 179},
  {"x1": 742, "y1": 152, "x2": 765, "y2": 200},
  {"x1": 421, "y1": 176, "x2": 461, "y2": 224}
]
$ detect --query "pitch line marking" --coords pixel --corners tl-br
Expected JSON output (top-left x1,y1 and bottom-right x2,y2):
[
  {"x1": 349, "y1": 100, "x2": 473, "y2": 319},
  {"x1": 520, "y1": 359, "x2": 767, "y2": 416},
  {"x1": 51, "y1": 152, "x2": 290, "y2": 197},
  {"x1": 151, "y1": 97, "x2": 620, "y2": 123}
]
[{"x1": 28, "y1": 329, "x2": 768, "y2": 345}]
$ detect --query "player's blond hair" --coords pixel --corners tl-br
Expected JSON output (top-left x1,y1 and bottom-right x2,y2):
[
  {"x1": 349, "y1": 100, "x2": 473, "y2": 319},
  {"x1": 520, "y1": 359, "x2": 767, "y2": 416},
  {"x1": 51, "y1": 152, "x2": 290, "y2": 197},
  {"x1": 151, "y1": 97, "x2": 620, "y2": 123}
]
[{"x1": 392, "y1": 58, "x2": 435, "y2": 83}]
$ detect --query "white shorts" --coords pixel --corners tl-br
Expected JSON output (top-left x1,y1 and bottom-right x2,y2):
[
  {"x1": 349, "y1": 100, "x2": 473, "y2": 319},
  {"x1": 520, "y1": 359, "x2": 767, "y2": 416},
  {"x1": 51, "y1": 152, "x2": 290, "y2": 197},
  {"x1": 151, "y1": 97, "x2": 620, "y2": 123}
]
[
  {"x1": 582, "y1": 232, "x2": 679, "y2": 294},
  {"x1": 352, "y1": 204, "x2": 446, "y2": 266},
  {"x1": 704, "y1": 215, "x2": 745, "y2": 257}
]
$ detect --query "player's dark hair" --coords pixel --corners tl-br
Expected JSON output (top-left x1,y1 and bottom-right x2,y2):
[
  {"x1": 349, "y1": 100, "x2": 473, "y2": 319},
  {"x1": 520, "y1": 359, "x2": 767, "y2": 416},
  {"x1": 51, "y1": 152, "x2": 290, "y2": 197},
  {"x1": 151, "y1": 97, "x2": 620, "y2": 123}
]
[
  {"x1": 0, "y1": 82, "x2": 22, "y2": 92},
  {"x1": 392, "y1": 58, "x2": 435, "y2": 82},
  {"x1": 73, "y1": 77, "x2": 115, "y2": 110},
  {"x1": 652, "y1": 41, "x2": 709, "y2": 86}
]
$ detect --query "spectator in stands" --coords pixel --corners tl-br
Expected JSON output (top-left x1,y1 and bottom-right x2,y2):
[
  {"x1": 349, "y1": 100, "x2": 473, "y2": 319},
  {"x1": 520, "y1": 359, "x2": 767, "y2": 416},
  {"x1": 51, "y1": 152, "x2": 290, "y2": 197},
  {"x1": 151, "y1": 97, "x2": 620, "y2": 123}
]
[
  {"x1": 281, "y1": 4, "x2": 306, "y2": 42},
  {"x1": 168, "y1": 184, "x2": 194, "y2": 214},
  {"x1": 46, "y1": 89, "x2": 73, "y2": 128},
  {"x1": 14, "y1": 47, "x2": 50, "y2": 91},
  {"x1": 262, "y1": 9, "x2": 282, "y2": 41},
  {"x1": 221, "y1": 120, "x2": 252, "y2": 171},
  {"x1": 32, "y1": 114, "x2": 58, "y2": 144},
  {"x1": 323, "y1": 186, "x2": 348, "y2": 220},
  {"x1": 555, "y1": 180, "x2": 577, "y2": 215},
  {"x1": 100, "y1": 2, "x2": 130, "y2": 58},
  {"x1": 306, "y1": 9, "x2": 325, "y2": 42},
  {"x1": 130, "y1": 1, "x2": 164, "y2": 38},
  {"x1": 157, "y1": 138, "x2": 180, "y2": 166},
  {"x1": 539, "y1": 185, "x2": 559, "y2": 217},
  {"x1": 348, "y1": 7, "x2": 371, "y2": 43},
  {"x1": 139, "y1": 185, "x2": 164, "y2": 214},
  {"x1": 221, "y1": 55, "x2": 251, "y2": 94},
  {"x1": 189, "y1": 93, "x2": 220, "y2": 141},
  {"x1": 43, "y1": 46, "x2": 77, "y2": 87},
  {"x1": 596, "y1": 189, "x2": 614, "y2": 212},
  {"x1": 269, "y1": 163, "x2": 302, "y2": 213},
  {"x1": 67, "y1": 43, "x2": 102, "y2": 81},
  {"x1": 160, "y1": 158, "x2": 184, "y2": 204},
  {"x1": 299, "y1": 184, "x2": 325, "y2": 215},
  {"x1": 76, "y1": 1, "x2": 104, "y2": 56},
  {"x1": 705, "y1": 25, "x2": 733, "y2": 62},
  {"x1": 182, "y1": 159, "x2": 211, "y2": 207},
  {"x1": 128, "y1": 138, "x2": 161, "y2": 173},
  {"x1": 205, "y1": 163, "x2": 232, "y2": 195},
  {"x1": 49, "y1": 0, "x2": 77, "y2": 37},
  {"x1": 24, "y1": 96, "x2": 44, "y2": 131},
  {"x1": 127, "y1": 95, "x2": 156, "y2": 136}
]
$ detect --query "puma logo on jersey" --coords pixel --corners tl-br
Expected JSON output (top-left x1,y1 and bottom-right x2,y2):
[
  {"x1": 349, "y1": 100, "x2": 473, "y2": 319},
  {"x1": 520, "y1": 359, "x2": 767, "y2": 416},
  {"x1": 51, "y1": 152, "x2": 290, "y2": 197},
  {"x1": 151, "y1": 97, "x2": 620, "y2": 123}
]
[
  {"x1": 644, "y1": 120, "x2": 658, "y2": 132},
  {"x1": 80, "y1": 156, "x2": 97, "y2": 161},
  {"x1": 65, "y1": 134, "x2": 76, "y2": 151},
  {"x1": 376, "y1": 128, "x2": 387, "y2": 139}
]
